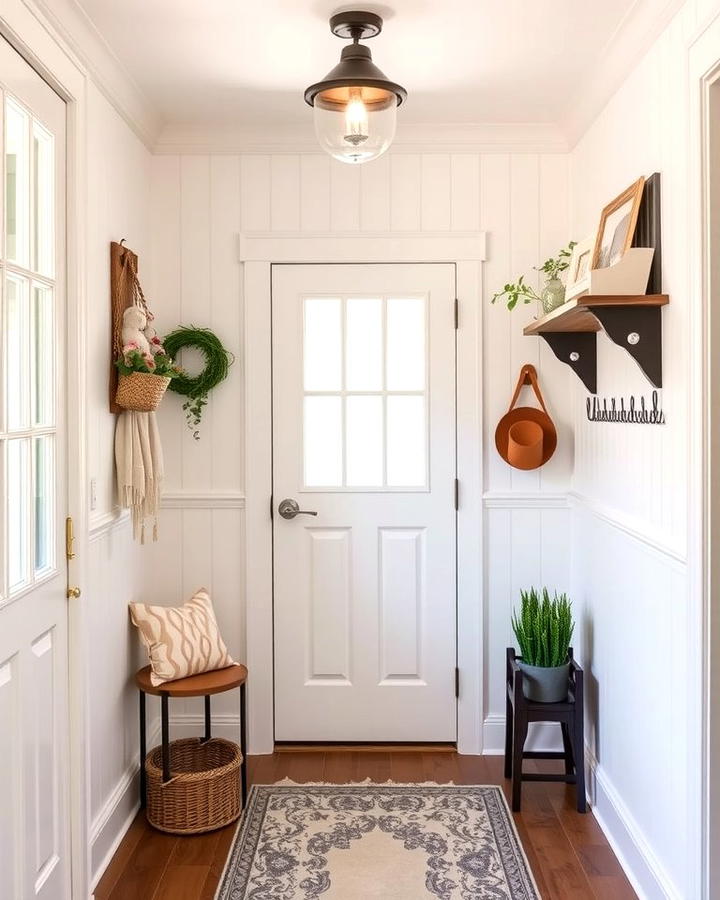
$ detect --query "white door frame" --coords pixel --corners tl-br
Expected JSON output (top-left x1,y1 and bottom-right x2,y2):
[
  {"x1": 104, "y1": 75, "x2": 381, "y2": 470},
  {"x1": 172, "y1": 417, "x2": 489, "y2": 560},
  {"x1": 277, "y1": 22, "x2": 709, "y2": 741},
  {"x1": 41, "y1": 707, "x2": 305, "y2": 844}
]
[
  {"x1": 242, "y1": 231, "x2": 486, "y2": 755},
  {"x1": 0, "y1": 3, "x2": 90, "y2": 898},
  {"x1": 689, "y1": 10, "x2": 720, "y2": 899}
]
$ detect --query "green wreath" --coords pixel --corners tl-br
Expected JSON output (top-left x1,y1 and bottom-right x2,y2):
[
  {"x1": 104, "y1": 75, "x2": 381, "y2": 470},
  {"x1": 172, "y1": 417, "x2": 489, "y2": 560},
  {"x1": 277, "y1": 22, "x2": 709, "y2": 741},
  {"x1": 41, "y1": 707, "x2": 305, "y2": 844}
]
[{"x1": 162, "y1": 326, "x2": 233, "y2": 439}]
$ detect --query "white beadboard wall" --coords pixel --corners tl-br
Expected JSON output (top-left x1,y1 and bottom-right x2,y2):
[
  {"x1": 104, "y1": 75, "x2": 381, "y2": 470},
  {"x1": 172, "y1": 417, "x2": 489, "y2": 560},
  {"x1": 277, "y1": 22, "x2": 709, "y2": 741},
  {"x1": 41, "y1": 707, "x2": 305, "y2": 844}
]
[
  {"x1": 144, "y1": 149, "x2": 574, "y2": 740},
  {"x1": 84, "y1": 81, "x2": 154, "y2": 884},
  {"x1": 568, "y1": 1, "x2": 712, "y2": 897}
]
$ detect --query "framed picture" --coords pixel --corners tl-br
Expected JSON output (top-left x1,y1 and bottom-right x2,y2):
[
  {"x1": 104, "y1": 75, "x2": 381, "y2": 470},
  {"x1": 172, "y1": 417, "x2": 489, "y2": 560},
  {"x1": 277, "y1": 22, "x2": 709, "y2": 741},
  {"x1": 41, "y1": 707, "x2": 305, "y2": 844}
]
[
  {"x1": 565, "y1": 234, "x2": 595, "y2": 300},
  {"x1": 591, "y1": 177, "x2": 645, "y2": 270}
]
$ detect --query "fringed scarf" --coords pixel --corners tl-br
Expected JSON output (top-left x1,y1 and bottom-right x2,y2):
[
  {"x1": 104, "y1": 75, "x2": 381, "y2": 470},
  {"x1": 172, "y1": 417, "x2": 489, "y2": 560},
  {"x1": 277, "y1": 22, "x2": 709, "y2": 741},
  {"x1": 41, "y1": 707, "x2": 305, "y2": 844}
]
[{"x1": 114, "y1": 410, "x2": 164, "y2": 542}]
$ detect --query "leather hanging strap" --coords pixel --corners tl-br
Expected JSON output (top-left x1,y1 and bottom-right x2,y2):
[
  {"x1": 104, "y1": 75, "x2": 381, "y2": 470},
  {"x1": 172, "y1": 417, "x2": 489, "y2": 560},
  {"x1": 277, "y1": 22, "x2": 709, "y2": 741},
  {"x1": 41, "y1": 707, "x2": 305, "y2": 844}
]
[{"x1": 507, "y1": 364, "x2": 550, "y2": 416}]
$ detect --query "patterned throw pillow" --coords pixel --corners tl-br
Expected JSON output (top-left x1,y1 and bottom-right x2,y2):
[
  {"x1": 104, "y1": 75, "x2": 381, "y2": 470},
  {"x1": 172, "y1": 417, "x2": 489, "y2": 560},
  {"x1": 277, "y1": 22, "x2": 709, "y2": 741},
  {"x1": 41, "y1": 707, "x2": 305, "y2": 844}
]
[{"x1": 129, "y1": 588, "x2": 237, "y2": 686}]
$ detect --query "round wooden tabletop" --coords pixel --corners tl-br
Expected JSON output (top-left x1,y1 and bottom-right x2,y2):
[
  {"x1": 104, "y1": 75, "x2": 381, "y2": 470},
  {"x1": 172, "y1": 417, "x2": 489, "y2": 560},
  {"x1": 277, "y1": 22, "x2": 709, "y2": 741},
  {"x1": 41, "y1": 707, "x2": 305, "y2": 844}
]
[{"x1": 135, "y1": 663, "x2": 248, "y2": 697}]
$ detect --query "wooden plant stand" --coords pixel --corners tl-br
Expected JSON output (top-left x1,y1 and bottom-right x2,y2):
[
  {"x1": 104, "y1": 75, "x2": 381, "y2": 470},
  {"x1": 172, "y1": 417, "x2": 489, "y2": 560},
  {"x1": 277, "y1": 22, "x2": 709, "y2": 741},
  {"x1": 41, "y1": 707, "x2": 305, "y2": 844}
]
[{"x1": 504, "y1": 647, "x2": 586, "y2": 813}]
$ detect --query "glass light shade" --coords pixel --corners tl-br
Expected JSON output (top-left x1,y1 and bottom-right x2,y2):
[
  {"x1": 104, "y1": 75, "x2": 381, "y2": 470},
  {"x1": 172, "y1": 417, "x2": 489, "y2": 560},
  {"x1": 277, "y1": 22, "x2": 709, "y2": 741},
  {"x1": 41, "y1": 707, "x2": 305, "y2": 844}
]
[{"x1": 313, "y1": 85, "x2": 398, "y2": 164}]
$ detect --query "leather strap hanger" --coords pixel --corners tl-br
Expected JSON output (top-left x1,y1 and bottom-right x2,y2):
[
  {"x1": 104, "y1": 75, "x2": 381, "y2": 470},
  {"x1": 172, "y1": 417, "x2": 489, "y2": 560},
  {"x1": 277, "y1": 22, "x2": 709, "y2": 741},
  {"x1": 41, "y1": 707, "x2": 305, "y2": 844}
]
[{"x1": 507, "y1": 364, "x2": 550, "y2": 416}]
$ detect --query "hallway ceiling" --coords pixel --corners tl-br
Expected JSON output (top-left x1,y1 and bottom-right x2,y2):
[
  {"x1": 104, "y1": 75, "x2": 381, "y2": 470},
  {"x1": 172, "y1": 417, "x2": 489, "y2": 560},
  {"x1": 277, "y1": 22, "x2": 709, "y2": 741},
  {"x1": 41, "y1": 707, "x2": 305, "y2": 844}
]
[{"x1": 75, "y1": 0, "x2": 663, "y2": 131}]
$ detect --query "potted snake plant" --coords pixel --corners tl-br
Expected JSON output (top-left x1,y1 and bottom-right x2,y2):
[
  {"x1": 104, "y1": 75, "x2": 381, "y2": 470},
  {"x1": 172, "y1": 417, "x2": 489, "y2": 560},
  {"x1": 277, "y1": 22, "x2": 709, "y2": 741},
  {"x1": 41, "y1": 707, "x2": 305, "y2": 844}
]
[{"x1": 512, "y1": 588, "x2": 574, "y2": 702}]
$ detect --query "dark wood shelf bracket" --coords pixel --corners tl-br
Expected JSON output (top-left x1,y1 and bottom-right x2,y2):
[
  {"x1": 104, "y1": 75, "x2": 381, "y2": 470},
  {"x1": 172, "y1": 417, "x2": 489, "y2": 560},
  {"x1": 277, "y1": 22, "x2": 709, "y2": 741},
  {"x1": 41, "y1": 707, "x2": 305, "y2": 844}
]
[
  {"x1": 540, "y1": 332, "x2": 597, "y2": 394},
  {"x1": 588, "y1": 304, "x2": 662, "y2": 388}
]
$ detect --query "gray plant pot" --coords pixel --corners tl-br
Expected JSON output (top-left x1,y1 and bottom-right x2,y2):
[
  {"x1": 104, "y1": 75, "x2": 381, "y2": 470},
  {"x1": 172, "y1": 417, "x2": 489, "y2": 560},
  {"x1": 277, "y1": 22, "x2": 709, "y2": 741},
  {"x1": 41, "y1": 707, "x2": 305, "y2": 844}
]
[{"x1": 518, "y1": 660, "x2": 570, "y2": 703}]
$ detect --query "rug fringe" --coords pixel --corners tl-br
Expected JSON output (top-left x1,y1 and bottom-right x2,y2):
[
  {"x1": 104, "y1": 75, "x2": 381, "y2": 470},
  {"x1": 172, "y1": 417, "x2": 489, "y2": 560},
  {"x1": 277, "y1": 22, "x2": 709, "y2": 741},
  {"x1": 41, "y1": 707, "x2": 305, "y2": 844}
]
[{"x1": 271, "y1": 777, "x2": 460, "y2": 786}]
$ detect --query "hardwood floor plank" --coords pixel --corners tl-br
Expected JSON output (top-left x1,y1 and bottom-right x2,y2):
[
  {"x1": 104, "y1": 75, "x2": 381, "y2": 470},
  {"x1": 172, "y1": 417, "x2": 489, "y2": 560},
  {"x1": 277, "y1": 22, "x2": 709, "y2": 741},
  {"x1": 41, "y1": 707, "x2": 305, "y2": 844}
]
[
  {"x1": 93, "y1": 814, "x2": 147, "y2": 900},
  {"x1": 152, "y1": 865, "x2": 210, "y2": 900},
  {"x1": 106, "y1": 828, "x2": 178, "y2": 900}
]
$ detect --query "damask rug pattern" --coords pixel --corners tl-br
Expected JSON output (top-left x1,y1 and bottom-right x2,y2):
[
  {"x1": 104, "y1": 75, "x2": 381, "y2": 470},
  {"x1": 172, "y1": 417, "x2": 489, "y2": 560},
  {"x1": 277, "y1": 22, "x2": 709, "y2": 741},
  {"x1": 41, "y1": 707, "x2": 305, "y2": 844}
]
[{"x1": 215, "y1": 784, "x2": 540, "y2": 899}]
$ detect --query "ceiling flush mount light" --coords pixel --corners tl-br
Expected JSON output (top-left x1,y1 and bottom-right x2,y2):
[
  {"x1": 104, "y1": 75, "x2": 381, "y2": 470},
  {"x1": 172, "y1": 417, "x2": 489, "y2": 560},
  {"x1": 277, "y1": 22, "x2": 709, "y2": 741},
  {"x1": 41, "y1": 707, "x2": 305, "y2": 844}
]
[{"x1": 305, "y1": 10, "x2": 406, "y2": 165}]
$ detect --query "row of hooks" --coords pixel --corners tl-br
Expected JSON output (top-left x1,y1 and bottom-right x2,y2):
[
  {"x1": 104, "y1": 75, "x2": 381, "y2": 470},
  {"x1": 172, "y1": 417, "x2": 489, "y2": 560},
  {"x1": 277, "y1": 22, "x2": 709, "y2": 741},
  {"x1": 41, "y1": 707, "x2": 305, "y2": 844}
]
[{"x1": 586, "y1": 391, "x2": 665, "y2": 425}]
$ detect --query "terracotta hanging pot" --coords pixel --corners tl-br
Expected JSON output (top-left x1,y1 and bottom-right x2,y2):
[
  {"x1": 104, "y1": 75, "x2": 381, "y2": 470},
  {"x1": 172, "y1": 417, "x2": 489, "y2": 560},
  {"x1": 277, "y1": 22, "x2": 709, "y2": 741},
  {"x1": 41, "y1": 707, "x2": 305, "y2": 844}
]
[{"x1": 495, "y1": 364, "x2": 557, "y2": 470}]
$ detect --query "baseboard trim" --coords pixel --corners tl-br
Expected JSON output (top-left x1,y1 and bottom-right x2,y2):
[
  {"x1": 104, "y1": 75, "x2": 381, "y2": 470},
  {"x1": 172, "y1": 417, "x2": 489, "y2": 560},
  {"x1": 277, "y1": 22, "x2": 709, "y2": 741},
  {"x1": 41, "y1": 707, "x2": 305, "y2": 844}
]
[
  {"x1": 481, "y1": 715, "x2": 563, "y2": 755},
  {"x1": 586, "y1": 748, "x2": 682, "y2": 900},
  {"x1": 168, "y1": 713, "x2": 242, "y2": 742},
  {"x1": 89, "y1": 721, "x2": 160, "y2": 889}
]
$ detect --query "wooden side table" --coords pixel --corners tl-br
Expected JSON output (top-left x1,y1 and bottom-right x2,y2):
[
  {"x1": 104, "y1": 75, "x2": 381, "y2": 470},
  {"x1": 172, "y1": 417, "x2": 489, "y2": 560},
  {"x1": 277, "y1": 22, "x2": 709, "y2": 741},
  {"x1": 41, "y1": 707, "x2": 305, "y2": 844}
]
[
  {"x1": 136, "y1": 664, "x2": 248, "y2": 809},
  {"x1": 504, "y1": 647, "x2": 586, "y2": 813}
]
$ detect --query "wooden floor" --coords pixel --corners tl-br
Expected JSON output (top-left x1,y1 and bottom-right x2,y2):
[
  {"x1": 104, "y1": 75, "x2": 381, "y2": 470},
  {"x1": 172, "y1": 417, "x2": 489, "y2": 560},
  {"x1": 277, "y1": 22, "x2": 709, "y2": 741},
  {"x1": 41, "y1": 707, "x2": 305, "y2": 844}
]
[{"x1": 94, "y1": 751, "x2": 637, "y2": 900}]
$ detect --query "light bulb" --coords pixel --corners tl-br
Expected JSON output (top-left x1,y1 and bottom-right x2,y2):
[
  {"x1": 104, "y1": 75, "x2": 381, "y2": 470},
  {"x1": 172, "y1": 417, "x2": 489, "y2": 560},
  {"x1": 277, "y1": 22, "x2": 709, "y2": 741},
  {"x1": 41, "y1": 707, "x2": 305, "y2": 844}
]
[{"x1": 344, "y1": 89, "x2": 369, "y2": 146}]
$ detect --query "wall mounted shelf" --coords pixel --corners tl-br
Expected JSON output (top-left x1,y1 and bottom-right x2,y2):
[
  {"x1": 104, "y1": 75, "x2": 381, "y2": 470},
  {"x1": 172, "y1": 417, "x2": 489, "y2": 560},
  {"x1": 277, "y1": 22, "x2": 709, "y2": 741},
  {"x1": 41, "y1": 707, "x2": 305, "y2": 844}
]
[{"x1": 523, "y1": 294, "x2": 669, "y2": 393}]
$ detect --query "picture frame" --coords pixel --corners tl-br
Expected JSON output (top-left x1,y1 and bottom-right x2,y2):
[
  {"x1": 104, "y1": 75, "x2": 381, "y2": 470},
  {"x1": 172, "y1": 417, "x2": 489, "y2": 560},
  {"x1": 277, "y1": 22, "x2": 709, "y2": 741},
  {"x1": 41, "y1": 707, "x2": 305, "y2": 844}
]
[
  {"x1": 591, "y1": 176, "x2": 645, "y2": 270},
  {"x1": 565, "y1": 234, "x2": 595, "y2": 301}
]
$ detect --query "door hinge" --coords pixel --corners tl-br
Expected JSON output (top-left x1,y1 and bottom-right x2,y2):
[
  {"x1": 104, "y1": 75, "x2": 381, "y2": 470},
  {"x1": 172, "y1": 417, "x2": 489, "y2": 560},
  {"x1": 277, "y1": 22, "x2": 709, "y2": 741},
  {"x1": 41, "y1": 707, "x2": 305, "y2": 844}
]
[
  {"x1": 455, "y1": 667, "x2": 460, "y2": 698},
  {"x1": 270, "y1": 494, "x2": 274, "y2": 520},
  {"x1": 454, "y1": 479, "x2": 459, "y2": 510},
  {"x1": 454, "y1": 297, "x2": 459, "y2": 329}
]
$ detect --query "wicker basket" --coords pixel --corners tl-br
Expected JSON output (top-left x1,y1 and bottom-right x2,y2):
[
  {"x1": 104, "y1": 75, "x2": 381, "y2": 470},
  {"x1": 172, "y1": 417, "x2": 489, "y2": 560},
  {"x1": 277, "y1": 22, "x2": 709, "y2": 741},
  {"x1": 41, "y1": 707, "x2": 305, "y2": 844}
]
[
  {"x1": 145, "y1": 738, "x2": 242, "y2": 834},
  {"x1": 115, "y1": 372, "x2": 170, "y2": 412}
]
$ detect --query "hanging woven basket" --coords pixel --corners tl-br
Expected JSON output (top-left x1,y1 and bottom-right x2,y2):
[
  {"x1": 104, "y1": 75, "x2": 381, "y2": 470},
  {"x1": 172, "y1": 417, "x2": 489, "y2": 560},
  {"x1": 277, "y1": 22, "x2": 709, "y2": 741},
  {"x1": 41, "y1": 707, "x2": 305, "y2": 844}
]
[{"x1": 115, "y1": 372, "x2": 171, "y2": 412}]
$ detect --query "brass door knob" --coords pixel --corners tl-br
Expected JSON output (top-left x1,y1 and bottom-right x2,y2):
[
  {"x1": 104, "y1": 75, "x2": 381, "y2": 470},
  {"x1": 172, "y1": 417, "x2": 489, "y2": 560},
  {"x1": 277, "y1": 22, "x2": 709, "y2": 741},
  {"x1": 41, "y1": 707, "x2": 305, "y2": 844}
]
[{"x1": 67, "y1": 586, "x2": 81, "y2": 599}]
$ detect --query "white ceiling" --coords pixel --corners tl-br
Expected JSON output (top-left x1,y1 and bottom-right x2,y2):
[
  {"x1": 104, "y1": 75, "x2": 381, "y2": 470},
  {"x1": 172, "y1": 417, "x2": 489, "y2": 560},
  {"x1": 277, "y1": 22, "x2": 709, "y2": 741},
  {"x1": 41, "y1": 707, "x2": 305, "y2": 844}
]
[{"x1": 74, "y1": 0, "x2": 660, "y2": 132}]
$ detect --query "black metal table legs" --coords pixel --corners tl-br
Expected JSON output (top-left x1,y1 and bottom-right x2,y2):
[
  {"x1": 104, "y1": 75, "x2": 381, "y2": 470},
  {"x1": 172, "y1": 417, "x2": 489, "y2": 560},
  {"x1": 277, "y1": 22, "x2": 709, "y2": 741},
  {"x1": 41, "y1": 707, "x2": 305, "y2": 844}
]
[
  {"x1": 240, "y1": 682, "x2": 247, "y2": 806},
  {"x1": 138, "y1": 683, "x2": 248, "y2": 808},
  {"x1": 139, "y1": 690, "x2": 146, "y2": 807}
]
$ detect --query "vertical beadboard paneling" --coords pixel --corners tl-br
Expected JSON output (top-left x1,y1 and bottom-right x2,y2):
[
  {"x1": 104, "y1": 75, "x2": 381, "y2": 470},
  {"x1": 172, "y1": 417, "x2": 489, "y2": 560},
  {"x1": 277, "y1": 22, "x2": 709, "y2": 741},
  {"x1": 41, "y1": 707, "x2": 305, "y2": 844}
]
[
  {"x1": 481, "y1": 154, "x2": 513, "y2": 493},
  {"x1": 240, "y1": 155, "x2": 271, "y2": 232},
  {"x1": 421, "y1": 154, "x2": 452, "y2": 231},
  {"x1": 180, "y1": 156, "x2": 213, "y2": 490},
  {"x1": 300, "y1": 155, "x2": 331, "y2": 232},
  {"x1": 210, "y1": 156, "x2": 243, "y2": 490},
  {"x1": 390, "y1": 154, "x2": 422, "y2": 231},
  {"x1": 508, "y1": 154, "x2": 541, "y2": 493},
  {"x1": 270, "y1": 155, "x2": 300, "y2": 232},
  {"x1": 360, "y1": 154, "x2": 390, "y2": 231},
  {"x1": 451, "y1": 155, "x2": 481, "y2": 232},
  {"x1": 330, "y1": 161, "x2": 361, "y2": 231},
  {"x1": 537, "y1": 154, "x2": 573, "y2": 492},
  {"x1": 150, "y1": 155, "x2": 183, "y2": 490}
]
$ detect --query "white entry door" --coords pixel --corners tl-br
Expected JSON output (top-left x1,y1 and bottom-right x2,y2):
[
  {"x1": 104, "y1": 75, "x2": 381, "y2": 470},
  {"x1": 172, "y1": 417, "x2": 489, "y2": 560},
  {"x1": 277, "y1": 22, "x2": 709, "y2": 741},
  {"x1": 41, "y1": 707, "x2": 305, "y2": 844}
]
[
  {"x1": 272, "y1": 264, "x2": 457, "y2": 742},
  {"x1": 0, "y1": 37, "x2": 70, "y2": 900}
]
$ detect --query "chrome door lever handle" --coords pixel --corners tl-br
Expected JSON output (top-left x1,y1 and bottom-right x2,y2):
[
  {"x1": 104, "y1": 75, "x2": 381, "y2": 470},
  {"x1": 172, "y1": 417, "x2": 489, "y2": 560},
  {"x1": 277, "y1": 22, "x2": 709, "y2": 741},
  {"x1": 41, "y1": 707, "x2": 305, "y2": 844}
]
[{"x1": 278, "y1": 498, "x2": 318, "y2": 520}]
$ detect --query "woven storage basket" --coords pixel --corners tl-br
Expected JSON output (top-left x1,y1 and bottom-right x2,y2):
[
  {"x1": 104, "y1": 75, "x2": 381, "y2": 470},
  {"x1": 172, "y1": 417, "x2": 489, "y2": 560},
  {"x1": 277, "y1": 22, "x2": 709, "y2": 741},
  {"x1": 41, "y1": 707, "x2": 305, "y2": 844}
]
[
  {"x1": 115, "y1": 372, "x2": 170, "y2": 412},
  {"x1": 145, "y1": 737, "x2": 242, "y2": 834}
]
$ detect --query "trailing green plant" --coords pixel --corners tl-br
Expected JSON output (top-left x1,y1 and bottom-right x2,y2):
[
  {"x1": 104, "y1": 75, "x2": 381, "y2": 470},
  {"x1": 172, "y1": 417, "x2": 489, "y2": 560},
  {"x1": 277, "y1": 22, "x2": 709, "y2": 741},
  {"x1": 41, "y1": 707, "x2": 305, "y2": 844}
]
[
  {"x1": 511, "y1": 587, "x2": 574, "y2": 668},
  {"x1": 162, "y1": 326, "x2": 233, "y2": 440},
  {"x1": 491, "y1": 241, "x2": 577, "y2": 310}
]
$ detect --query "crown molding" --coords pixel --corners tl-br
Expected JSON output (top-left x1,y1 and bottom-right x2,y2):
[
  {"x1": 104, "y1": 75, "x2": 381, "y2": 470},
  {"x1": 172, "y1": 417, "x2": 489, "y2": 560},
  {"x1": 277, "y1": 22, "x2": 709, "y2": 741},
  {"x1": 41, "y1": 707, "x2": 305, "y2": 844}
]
[
  {"x1": 22, "y1": 0, "x2": 163, "y2": 149},
  {"x1": 562, "y1": 0, "x2": 687, "y2": 148},
  {"x1": 153, "y1": 121, "x2": 569, "y2": 156}
]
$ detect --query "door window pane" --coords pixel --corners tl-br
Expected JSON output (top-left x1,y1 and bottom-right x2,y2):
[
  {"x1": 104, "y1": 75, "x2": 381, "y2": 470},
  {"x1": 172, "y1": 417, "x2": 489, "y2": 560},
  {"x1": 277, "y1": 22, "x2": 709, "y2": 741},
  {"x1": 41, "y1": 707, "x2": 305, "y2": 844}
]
[
  {"x1": 304, "y1": 396, "x2": 342, "y2": 487},
  {"x1": 33, "y1": 122, "x2": 54, "y2": 277},
  {"x1": 6, "y1": 274, "x2": 30, "y2": 431},
  {"x1": 386, "y1": 297, "x2": 426, "y2": 391},
  {"x1": 32, "y1": 284, "x2": 54, "y2": 426},
  {"x1": 8, "y1": 440, "x2": 29, "y2": 591},
  {"x1": 304, "y1": 298, "x2": 342, "y2": 391},
  {"x1": 34, "y1": 437, "x2": 54, "y2": 573},
  {"x1": 346, "y1": 395, "x2": 383, "y2": 486},
  {"x1": 387, "y1": 396, "x2": 426, "y2": 487},
  {"x1": 5, "y1": 98, "x2": 29, "y2": 266},
  {"x1": 346, "y1": 298, "x2": 382, "y2": 391}
]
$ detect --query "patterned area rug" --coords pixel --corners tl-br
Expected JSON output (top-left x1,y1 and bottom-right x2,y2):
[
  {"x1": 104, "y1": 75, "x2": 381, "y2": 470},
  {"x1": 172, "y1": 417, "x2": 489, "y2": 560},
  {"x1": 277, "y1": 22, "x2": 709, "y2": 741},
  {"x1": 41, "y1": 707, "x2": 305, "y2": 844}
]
[{"x1": 215, "y1": 784, "x2": 540, "y2": 899}]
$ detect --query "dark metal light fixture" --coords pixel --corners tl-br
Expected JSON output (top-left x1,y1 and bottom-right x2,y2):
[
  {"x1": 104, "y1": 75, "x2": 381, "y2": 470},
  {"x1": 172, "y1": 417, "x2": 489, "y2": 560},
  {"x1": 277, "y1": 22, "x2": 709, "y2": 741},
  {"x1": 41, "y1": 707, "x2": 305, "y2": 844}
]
[{"x1": 305, "y1": 11, "x2": 407, "y2": 165}]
